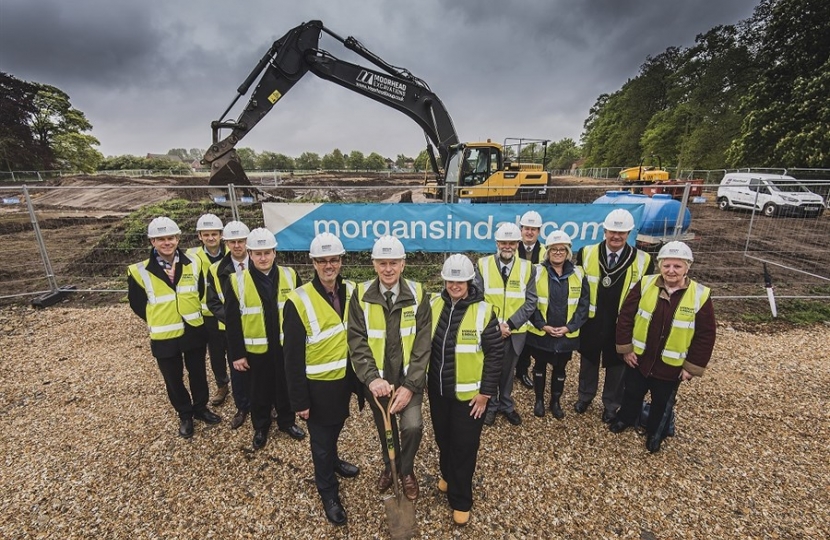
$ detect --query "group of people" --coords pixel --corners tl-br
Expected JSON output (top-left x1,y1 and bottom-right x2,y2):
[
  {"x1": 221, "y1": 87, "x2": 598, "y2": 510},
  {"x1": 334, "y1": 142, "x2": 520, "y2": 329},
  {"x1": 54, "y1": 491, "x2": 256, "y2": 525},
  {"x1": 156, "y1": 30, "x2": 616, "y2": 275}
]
[{"x1": 127, "y1": 207, "x2": 716, "y2": 528}]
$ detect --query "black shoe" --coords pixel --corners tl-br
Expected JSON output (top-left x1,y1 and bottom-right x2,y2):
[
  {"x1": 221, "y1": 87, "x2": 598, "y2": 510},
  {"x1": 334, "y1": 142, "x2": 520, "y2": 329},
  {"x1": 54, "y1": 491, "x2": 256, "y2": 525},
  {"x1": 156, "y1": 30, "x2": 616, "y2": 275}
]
[
  {"x1": 520, "y1": 373, "x2": 534, "y2": 389},
  {"x1": 280, "y1": 424, "x2": 306, "y2": 440},
  {"x1": 573, "y1": 400, "x2": 590, "y2": 414},
  {"x1": 504, "y1": 410, "x2": 522, "y2": 426},
  {"x1": 601, "y1": 409, "x2": 617, "y2": 424},
  {"x1": 178, "y1": 418, "x2": 194, "y2": 439},
  {"x1": 335, "y1": 459, "x2": 360, "y2": 478},
  {"x1": 193, "y1": 409, "x2": 222, "y2": 425},
  {"x1": 609, "y1": 420, "x2": 629, "y2": 434},
  {"x1": 533, "y1": 399, "x2": 545, "y2": 418},
  {"x1": 230, "y1": 409, "x2": 248, "y2": 430},
  {"x1": 483, "y1": 410, "x2": 496, "y2": 426},
  {"x1": 323, "y1": 498, "x2": 347, "y2": 526},
  {"x1": 253, "y1": 428, "x2": 268, "y2": 449},
  {"x1": 646, "y1": 435, "x2": 662, "y2": 453},
  {"x1": 549, "y1": 399, "x2": 565, "y2": 420}
]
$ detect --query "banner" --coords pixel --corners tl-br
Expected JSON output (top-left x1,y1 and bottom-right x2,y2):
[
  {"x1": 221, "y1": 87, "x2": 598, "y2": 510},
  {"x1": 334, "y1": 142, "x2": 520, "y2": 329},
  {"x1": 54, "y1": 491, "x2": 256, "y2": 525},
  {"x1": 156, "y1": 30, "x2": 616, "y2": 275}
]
[{"x1": 262, "y1": 203, "x2": 644, "y2": 253}]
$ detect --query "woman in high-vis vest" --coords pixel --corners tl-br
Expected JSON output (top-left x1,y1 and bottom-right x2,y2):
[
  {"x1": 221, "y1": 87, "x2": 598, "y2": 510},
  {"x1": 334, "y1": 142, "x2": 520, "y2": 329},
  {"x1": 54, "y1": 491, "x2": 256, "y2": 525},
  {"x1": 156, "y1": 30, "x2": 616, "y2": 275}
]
[
  {"x1": 526, "y1": 231, "x2": 590, "y2": 419},
  {"x1": 127, "y1": 217, "x2": 221, "y2": 439},
  {"x1": 428, "y1": 254, "x2": 503, "y2": 526},
  {"x1": 610, "y1": 241, "x2": 716, "y2": 453}
]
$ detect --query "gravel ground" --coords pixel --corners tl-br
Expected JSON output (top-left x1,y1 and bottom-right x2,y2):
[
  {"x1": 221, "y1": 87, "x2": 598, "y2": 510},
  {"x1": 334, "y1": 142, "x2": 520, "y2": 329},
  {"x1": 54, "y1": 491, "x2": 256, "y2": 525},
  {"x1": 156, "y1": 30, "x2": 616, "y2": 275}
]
[{"x1": 1, "y1": 305, "x2": 828, "y2": 539}]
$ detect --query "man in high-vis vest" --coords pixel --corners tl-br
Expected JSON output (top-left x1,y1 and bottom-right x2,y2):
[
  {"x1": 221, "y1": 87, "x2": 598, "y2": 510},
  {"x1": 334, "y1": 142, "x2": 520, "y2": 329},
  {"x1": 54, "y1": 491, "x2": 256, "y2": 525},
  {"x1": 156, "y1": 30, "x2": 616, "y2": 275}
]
[
  {"x1": 127, "y1": 216, "x2": 221, "y2": 439},
  {"x1": 515, "y1": 210, "x2": 544, "y2": 390},
  {"x1": 186, "y1": 213, "x2": 230, "y2": 407},
  {"x1": 347, "y1": 235, "x2": 432, "y2": 502},
  {"x1": 610, "y1": 241, "x2": 716, "y2": 453},
  {"x1": 474, "y1": 222, "x2": 538, "y2": 428},
  {"x1": 573, "y1": 208, "x2": 654, "y2": 424},
  {"x1": 283, "y1": 233, "x2": 361, "y2": 527},
  {"x1": 223, "y1": 228, "x2": 306, "y2": 450},
  {"x1": 205, "y1": 220, "x2": 253, "y2": 430}
]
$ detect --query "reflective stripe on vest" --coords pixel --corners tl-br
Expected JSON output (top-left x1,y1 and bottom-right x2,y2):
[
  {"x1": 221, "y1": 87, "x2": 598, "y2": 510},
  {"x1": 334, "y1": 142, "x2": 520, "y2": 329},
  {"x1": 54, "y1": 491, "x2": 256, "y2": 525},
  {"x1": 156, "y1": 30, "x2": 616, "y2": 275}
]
[
  {"x1": 583, "y1": 244, "x2": 650, "y2": 318},
  {"x1": 128, "y1": 258, "x2": 203, "y2": 341},
  {"x1": 478, "y1": 256, "x2": 531, "y2": 333},
  {"x1": 207, "y1": 261, "x2": 226, "y2": 331},
  {"x1": 230, "y1": 265, "x2": 298, "y2": 353},
  {"x1": 631, "y1": 275, "x2": 711, "y2": 367},
  {"x1": 357, "y1": 279, "x2": 422, "y2": 379},
  {"x1": 286, "y1": 281, "x2": 355, "y2": 381},
  {"x1": 186, "y1": 246, "x2": 215, "y2": 317},
  {"x1": 429, "y1": 296, "x2": 490, "y2": 400},
  {"x1": 527, "y1": 265, "x2": 584, "y2": 338}
]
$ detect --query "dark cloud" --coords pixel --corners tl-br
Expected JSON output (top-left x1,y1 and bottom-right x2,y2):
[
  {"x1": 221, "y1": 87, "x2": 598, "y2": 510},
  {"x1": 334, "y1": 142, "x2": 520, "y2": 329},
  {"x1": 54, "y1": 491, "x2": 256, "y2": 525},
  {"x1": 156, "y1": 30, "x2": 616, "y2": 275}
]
[{"x1": 0, "y1": 0, "x2": 760, "y2": 159}]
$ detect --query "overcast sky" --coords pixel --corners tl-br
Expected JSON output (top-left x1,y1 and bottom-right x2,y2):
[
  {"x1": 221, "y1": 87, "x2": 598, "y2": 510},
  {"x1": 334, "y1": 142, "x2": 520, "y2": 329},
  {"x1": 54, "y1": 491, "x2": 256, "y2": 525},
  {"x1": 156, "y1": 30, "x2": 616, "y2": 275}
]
[{"x1": 1, "y1": 0, "x2": 760, "y2": 160}]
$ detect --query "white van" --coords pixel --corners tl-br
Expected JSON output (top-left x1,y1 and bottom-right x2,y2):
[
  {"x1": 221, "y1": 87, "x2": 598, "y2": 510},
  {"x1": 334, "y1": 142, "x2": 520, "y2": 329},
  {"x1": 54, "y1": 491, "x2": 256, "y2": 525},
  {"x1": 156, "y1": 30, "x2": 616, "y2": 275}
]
[{"x1": 717, "y1": 173, "x2": 825, "y2": 217}]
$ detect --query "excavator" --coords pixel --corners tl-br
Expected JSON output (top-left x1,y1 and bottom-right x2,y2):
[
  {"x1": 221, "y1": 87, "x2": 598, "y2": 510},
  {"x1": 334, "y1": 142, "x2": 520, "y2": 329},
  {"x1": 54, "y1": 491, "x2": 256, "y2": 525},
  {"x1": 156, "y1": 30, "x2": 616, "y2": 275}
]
[{"x1": 202, "y1": 20, "x2": 550, "y2": 203}]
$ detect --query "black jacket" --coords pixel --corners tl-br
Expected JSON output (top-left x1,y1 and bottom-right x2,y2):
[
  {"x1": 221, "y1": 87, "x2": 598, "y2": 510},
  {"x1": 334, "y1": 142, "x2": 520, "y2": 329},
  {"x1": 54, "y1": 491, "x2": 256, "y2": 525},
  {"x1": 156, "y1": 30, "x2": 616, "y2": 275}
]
[
  {"x1": 283, "y1": 275, "x2": 364, "y2": 424},
  {"x1": 518, "y1": 242, "x2": 542, "y2": 264},
  {"x1": 205, "y1": 252, "x2": 241, "y2": 324},
  {"x1": 127, "y1": 247, "x2": 207, "y2": 359},
  {"x1": 576, "y1": 243, "x2": 654, "y2": 363},
  {"x1": 428, "y1": 283, "x2": 503, "y2": 400},
  {"x1": 526, "y1": 259, "x2": 590, "y2": 353}
]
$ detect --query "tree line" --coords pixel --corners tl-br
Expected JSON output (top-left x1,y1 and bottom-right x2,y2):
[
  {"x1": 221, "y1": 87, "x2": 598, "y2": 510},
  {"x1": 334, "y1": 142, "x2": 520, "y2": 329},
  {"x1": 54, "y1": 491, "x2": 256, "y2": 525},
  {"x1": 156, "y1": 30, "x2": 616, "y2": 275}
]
[
  {"x1": 2, "y1": 0, "x2": 826, "y2": 175},
  {"x1": 580, "y1": 0, "x2": 829, "y2": 170}
]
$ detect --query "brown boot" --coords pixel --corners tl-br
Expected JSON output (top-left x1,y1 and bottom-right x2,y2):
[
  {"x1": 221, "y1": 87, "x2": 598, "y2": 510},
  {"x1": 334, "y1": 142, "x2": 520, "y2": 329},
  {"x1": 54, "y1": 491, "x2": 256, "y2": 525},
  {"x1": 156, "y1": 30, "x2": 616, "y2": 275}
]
[
  {"x1": 453, "y1": 510, "x2": 470, "y2": 526},
  {"x1": 401, "y1": 472, "x2": 419, "y2": 501},
  {"x1": 210, "y1": 384, "x2": 229, "y2": 406},
  {"x1": 377, "y1": 469, "x2": 393, "y2": 492}
]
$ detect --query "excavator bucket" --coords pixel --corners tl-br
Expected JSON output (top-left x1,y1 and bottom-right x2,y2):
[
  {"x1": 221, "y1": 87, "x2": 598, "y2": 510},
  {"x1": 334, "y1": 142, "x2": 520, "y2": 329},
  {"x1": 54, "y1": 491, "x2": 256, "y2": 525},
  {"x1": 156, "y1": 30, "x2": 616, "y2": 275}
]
[{"x1": 208, "y1": 152, "x2": 251, "y2": 186}]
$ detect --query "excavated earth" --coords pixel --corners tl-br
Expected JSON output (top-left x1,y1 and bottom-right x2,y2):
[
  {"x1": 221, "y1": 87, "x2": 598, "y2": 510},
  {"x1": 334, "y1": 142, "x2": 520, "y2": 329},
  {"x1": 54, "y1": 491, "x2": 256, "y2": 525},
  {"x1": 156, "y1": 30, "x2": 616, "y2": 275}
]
[{"x1": 0, "y1": 304, "x2": 827, "y2": 539}]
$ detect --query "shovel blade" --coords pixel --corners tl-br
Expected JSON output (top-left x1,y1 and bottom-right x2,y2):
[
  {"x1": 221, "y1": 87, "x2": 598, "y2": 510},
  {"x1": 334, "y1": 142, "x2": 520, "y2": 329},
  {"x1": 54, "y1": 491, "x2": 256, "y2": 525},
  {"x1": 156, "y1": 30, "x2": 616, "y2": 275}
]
[{"x1": 382, "y1": 494, "x2": 416, "y2": 540}]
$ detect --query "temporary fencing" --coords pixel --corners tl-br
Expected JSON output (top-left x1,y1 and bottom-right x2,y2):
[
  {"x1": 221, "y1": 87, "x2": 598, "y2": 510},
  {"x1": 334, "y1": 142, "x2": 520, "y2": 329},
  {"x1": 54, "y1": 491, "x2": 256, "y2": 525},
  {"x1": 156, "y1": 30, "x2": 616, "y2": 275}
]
[{"x1": 1, "y1": 177, "x2": 828, "y2": 312}]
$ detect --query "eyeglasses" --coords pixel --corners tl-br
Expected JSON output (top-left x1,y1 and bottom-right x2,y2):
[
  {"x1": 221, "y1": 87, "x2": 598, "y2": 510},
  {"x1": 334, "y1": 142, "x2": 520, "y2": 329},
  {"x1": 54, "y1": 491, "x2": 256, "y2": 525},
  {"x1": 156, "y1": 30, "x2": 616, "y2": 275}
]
[
  {"x1": 548, "y1": 248, "x2": 568, "y2": 254},
  {"x1": 314, "y1": 258, "x2": 342, "y2": 266}
]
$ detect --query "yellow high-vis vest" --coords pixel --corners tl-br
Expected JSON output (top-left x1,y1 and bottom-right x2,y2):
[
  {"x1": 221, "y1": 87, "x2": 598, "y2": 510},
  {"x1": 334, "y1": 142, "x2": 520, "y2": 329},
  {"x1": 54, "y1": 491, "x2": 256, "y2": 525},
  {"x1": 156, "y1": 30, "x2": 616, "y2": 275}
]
[
  {"x1": 186, "y1": 246, "x2": 218, "y2": 317},
  {"x1": 582, "y1": 244, "x2": 650, "y2": 318},
  {"x1": 286, "y1": 280, "x2": 355, "y2": 381},
  {"x1": 429, "y1": 294, "x2": 492, "y2": 401},
  {"x1": 230, "y1": 265, "x2": 298, "y2": 353},
  {"x1": 356, "y1": 279, "x2": 422, "y2": 379},
  {"x1": 631, "y1": 275, "x2": 711, "y2": 367},
  {"x1": 527, "y1": 264, "x2": 585, "y2": 338},
  {"x1": 127, "y1": 257, "x2": 203, "y2": 341},
  {"x1": 477, "y1": 255, "x2": 532, "y2": 332}
]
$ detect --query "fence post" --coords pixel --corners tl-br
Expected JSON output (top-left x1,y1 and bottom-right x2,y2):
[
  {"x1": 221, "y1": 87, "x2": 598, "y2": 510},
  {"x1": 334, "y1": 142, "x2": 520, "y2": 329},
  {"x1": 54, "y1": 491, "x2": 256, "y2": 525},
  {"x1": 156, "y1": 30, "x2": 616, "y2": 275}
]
[
  {"x1": 228, "y1": 184, "x2": 240, "y2": 222},
  {"x1": 673, "y1": 183, "x2": 692, "y2": 239}
]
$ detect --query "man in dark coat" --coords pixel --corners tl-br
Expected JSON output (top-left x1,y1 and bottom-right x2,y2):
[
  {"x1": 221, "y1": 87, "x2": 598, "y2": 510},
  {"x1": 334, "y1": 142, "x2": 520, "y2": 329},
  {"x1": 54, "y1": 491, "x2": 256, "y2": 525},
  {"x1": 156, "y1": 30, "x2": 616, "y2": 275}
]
[{"x1": 283, "y1": 233, "x2": 361, "y2": 526}]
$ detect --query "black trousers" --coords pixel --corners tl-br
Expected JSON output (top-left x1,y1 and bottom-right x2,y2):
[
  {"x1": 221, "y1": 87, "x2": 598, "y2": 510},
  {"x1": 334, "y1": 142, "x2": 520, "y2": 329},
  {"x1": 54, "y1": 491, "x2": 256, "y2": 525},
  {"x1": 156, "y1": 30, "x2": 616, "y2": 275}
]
[
  {"x1": 429, "y1": 388, "x2": 485, "y2": 512},
  {"x1": 616, "y1": 366, "x2": 680, "y2": 437},
  {"x1": 248, "y1": 351, "x2": 295, "y2": 431},
  {"x1": 155, "y1": 344, "x2": 209, "y2": 419},
  {"x1": 204, "y1": 317, "x2": 229, "y2": 387},
  {"x1": 515, "y1": 343, "x2": 532, "y2": 374},
  {"x1": 308, "y1": 420, "x2": 346, "y2": 500}
]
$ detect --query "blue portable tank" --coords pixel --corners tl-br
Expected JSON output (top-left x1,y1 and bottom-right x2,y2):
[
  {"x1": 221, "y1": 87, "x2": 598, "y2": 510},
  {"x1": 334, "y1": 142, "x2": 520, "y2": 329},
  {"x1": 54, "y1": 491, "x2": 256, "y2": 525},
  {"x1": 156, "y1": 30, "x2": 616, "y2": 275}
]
[{"x1": 593, "y1": 191, "x2": 691, "y2": 236}]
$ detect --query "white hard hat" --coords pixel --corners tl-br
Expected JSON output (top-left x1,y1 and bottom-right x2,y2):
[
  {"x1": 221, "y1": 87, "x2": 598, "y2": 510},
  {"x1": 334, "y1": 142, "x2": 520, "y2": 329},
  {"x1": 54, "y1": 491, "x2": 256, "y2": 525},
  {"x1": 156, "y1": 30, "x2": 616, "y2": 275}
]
[
  {"x1": 196, "y1": 213, "x2": 223, "y2": 231},
  {"x1": 520, "y1": 210, "x2": 543, "y2": 228},
  {"x1": 494, "y1": 222, "x2": 522, "y2": 242},
  {"x1": 657, "y1": 241, "x2": 694, "y2": 263},
  {"x1": 544, "y1": 230, "x2": 572, "y2": 247},
  {"x1": 246, "y1": 228, "x2": 277, "y2": 250},
  {"x1": 441, "y1": 254, "x2": 475, "y2": 281},
  {"x1": 603, "y1": 209, "x2": 635, "y2": 232},
  {"x1": 310, "y1": 232, "x2": 345, "y2": 258},
  {"x1": 222, "y1": 221, "x2": 250, "y2": 240},
  {"x1": 371, "y1": 235, "x2": 406, "y2": 260},
  {"x1": 147, "y1": 216, "x2": 181, "y2": 238}
]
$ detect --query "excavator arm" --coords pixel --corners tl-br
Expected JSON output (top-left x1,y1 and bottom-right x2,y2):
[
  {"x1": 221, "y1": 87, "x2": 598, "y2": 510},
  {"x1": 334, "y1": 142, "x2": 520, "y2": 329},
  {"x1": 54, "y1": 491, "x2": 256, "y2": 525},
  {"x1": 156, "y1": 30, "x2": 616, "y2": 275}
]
[{"x1": 203, "y1": 20, "x2": 459, "y2": 185}]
